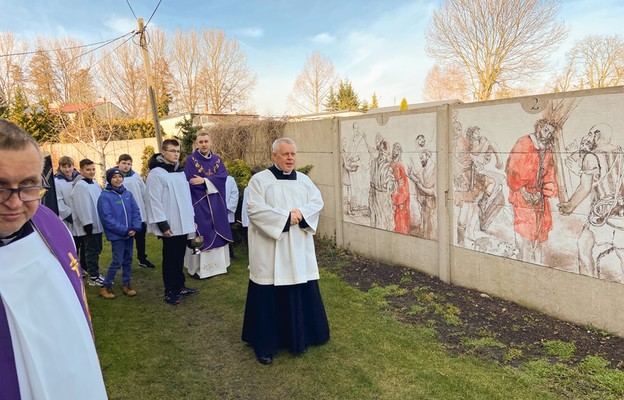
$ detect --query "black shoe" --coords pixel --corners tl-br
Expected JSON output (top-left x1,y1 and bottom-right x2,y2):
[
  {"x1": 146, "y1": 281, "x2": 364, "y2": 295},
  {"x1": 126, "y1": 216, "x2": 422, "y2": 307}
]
[
  {"x1": 163, "y1": 292, "x2": 180, "y2": 305},
  {"x1": 138, "y1": 259, "x2": 156, "y2": 269},
  {"x1": 190, "y1": 273, "x2": 201, "y2": 280},
  {"x1": 257, "y1": 355, "x2": 273, "y2": 365},
  {"x1": 177, "y1": 287, "x2": 198, "y2": 296}
]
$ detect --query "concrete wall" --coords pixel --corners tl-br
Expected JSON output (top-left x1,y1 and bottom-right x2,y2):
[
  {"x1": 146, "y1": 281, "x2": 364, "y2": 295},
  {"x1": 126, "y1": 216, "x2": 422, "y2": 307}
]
[
  {"x1": 283, "y1": 86, "x2": 624, "y2": 337},
  {"x1": 42, "y1": 86, "x2": 624, "y2": 336}
]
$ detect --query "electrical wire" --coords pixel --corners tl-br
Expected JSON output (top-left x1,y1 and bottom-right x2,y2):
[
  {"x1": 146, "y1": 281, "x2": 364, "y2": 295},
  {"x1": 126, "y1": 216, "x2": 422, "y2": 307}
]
[
  {"x1": 71, "y1": 30, "x2": 137, "y2": 63},
  {"x1": 125, "y1": 0, "x2": 138, "y2": 20},
  {"x1": 145, "y1": 0, "x2": 164, "y2": 28},
  {"x1": 86, "y1": 32, "x2": 137, "y2": 71},
  {"x1": 0, "y1": 34, "x2": 132, "y2": 58}
]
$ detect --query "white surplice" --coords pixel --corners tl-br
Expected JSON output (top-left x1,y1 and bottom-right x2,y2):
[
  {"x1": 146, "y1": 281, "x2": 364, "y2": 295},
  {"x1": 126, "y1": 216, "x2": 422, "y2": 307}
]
[
  {"x1": 246, "y1": 169, "x2": 323, "y2": 286},
  {"x1": 0, "y1": 232, "x2": 107, "y2": 400}
]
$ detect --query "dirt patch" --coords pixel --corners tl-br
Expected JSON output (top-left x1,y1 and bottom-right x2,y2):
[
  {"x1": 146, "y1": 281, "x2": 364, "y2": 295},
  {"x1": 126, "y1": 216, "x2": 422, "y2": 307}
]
[{"x1": 317, "y1": 240, "x2": 624, "y2": 370}]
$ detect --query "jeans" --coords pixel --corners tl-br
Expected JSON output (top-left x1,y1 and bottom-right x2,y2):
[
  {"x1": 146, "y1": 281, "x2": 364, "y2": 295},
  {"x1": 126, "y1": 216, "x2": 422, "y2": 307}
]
[
  {"x1": 83, "y1": 232, "x2": 102, "y2": 277},
  {"x1": 104, "y1": 238, "x2": 134, "y2": 287},
  {"x1": 161, "y1": 235, "x2": 188, "y2": 293}
]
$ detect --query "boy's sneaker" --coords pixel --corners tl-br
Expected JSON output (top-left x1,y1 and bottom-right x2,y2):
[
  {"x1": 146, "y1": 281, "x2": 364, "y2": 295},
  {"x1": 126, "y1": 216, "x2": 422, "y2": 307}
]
[
  {"x1": 177, "y1": 287, "x2": 198, "y2": 296},
  {"x1": 98, "y1": 287, "x2": 116, "y2": 299},
  {"x1": 88, "y1": 274, "x2": 105, "y2": 287},
  {"x1": 138, "y1": 259, "x2": 156, "y2": 269},
  {"x1": 163, "y1": 292, "x2": 180, "y2": 305}
]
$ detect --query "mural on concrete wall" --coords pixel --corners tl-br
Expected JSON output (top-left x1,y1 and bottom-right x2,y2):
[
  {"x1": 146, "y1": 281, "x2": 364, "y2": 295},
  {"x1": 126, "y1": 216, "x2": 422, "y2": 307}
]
[
  {"x1": 453, "y1": 93, "x2": 624, "y2": 284},
  {"x1": 341, "y1": 113, "x2": 438, "y2": 240}
]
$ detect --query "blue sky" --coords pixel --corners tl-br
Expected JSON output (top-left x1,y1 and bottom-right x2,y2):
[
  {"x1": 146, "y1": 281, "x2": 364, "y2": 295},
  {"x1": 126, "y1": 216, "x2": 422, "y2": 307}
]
[{"x1": 3, "y1": 0, "x2": 624, "y2": 115}]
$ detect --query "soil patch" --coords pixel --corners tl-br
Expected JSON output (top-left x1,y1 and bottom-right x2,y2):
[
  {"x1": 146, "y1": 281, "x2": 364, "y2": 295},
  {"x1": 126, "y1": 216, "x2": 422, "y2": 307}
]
[{"x1": 317, "y1": 240, "x2": 624, "y2": 370}]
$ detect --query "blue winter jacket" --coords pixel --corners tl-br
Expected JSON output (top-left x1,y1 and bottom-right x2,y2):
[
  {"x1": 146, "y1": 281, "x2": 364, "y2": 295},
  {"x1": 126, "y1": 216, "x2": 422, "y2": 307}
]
[{"x1": 97, "y1": 184, "x2": 142, "y2": 241}]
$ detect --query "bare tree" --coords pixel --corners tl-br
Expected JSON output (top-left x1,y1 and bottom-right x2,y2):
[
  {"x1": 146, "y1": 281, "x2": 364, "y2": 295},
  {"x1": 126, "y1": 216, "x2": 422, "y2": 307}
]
[
  {"x1": 197, "y1": 28, "x2": 256, "y2": 114},
  {"x1": 169, "y1": 29, "x2": 202, "y2": 114},
  {"x1": 426, "y1": 0, "x2": 567, "y2": 101},
  {"x1": 423, "y1": 64, "x2": 469, "y2": 102},
  {"x1": 554, "y1": 34, "x2": 624, "y2": 91},
  {"x1": 28, "y1": 37, "x2": 58, "y2": 103},
  {"x1": 59, "y1": 107, "x2": 120, "y2": 181},
  {"x1": 147, "y1": 27, "x2": 174, "y2": 117},
  {"x1": 288, "y1": 50, "x2": 338, "y2": 114},
  {"x1": 44, "y1": 37, "x2": 97, "y2": 105},
  {"x1": 0, "y1": 31, "x2": 29, "y2": 107},
  {"x1": 97, "y1": 39, "x2": 147, "y2": 119}
]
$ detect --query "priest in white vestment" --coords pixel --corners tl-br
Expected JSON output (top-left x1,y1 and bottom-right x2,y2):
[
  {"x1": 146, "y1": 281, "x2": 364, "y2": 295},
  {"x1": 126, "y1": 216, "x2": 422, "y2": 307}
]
[{"x1": 241, "y1": 138, "x2": 330, "y2": 365}]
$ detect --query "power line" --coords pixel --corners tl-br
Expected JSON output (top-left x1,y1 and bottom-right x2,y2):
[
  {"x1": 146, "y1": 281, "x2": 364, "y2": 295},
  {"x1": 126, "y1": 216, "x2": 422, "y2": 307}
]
[
  {"x1": 71, "y1": 31, "x2": 137, "y2": 63},
  {"x1": 125, "y1": 0, "x2": 138, "y2": 20},
  {"x1": 145, "y1": 0, "x2": 164, "y2": 28},
  {"x1": 0, "y1": 34, "x2": 133, "y2": 58},
  {"x1": 86, "y1": 33, "x2": 137, "y2": 71}
]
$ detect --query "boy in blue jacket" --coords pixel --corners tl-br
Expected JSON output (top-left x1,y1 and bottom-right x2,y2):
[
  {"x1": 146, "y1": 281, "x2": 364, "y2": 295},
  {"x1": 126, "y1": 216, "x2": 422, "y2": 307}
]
[{"x1": 97, "y1": 167, "x2": 142, "y2": 299}]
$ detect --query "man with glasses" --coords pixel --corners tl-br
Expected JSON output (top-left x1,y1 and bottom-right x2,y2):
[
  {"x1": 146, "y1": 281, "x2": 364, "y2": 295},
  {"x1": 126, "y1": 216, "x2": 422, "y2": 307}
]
[
  {"x1": 0, "y1": 120, "x2": 107, "y2": 398},
  {"x1": 145, "y1": 139, "x2": 197, "y2": 305}
]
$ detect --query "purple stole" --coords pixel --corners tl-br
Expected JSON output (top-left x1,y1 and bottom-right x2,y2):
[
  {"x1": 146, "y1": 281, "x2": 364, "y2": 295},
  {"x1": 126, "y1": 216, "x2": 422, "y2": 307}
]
[
  {"x1": 0, "y1": 205, "x2": 91, "y2": 400},
  {"x1": 184, "y1": 150, "x2": 233, "y2": 250}
]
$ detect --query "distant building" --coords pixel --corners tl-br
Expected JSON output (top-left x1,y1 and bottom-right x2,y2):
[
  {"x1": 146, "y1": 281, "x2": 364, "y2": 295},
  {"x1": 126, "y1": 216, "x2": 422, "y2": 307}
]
[
  {"x1": 160, "y1": 112, "x2": 260, "y2": 137},
  {"x1": 50, "y1": 100, "x2": 128, "y2": 120}
]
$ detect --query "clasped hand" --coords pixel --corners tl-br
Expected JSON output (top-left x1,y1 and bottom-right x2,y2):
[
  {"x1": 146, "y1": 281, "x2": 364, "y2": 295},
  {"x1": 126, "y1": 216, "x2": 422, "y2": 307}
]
[{"x1": 290, "y1": 209, "x2": 303, "y2": 225}]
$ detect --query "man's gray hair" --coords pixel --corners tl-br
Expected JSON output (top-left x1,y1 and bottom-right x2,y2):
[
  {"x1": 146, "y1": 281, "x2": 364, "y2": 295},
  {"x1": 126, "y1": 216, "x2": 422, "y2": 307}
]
[{"x1": 272, "y1": 137, "x2": 296, "y2": 152}]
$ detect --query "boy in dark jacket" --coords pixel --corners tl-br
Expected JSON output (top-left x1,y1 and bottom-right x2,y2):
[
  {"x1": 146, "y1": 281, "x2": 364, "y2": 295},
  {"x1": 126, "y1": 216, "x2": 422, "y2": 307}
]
[{"x1": 97, "y1": 168, "x2": 142, "y2": 299}]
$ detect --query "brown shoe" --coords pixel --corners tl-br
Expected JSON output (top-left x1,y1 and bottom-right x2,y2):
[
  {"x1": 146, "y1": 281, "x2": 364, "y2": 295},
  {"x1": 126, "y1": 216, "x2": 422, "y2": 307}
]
[
  {"x1": 98, "y1": 286, "x2": 116, "y2": 299},
  {"x1": 123, "y1": 284, "x2": 137, "y2": 297}
]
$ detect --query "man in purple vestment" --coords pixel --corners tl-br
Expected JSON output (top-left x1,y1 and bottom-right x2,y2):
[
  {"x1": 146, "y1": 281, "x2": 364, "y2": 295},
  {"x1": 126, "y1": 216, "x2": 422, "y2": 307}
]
[
  {"x1": 0, "y1": 119, "x2": 106, "y2": 399},
  {"x1": 184, "y1": 131, "x2": 233, "y2": 278}
]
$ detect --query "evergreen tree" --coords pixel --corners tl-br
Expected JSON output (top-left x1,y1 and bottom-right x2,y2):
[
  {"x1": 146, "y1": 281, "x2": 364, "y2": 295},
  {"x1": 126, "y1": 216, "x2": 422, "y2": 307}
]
[
  {"x1": 399, "y1": 97, "x2": 409, "y2": 110},
  {"x1": 371, "y1": 92, "x2": 379, "y2": 109},
  {"x1": 175, "y1": 117, "x2": 201, "y2": 163},
  {"x1": 336, "y1": 80, "x2": 360, "y2": 111},
  {"x1": 360, "y1": 100, "x2": 370, "y2": 112},
  {"x1": 324, "y1": 86, "x2": 338, "y2": 111},
  {"x1": 141, "y1": 145, "x2": 155, "y2": 179},
  {"x1": 8, "y1": 90, "x2": 61, "y2": 142}
]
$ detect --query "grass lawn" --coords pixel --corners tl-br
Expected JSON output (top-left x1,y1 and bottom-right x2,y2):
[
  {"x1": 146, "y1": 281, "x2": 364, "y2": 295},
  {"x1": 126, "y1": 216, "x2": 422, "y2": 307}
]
[{"x1": 89, "y1": 234, "x2": 558, "y2": 400}]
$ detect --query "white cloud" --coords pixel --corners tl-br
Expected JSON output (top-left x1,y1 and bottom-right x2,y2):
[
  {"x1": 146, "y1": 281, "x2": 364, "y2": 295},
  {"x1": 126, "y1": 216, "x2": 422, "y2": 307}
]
[
  {"x1": 311, "y1": 33, "x2": 335, "y2": 44},
  {"x1": 104, "y1": 17, "x2": 137, "y2": 35},
  {"x1": 235, "y1": 27, "x2": 264, "y2": 38}
]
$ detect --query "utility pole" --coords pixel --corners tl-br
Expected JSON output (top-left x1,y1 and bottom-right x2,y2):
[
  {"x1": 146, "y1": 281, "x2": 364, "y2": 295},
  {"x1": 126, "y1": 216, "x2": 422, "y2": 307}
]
[{"x1": 137, "y1": 17, "x2": 163, "y2": 151}]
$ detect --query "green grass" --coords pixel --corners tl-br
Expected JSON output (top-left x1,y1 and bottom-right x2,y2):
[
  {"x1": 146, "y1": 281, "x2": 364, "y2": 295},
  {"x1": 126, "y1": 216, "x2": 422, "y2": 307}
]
[
  {"x1": 87, "y1": 235, "x2": 604, "y2": 399},
  {"x1": 542, "y1": 340, "x2": 576, "y2": 361}
]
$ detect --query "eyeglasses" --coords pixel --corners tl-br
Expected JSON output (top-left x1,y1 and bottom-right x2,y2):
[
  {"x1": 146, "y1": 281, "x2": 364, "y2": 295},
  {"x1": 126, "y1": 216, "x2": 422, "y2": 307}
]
[
  {"x1": 163, "y1": 149, "x2": 181, "y2": 154},
  {"x1": 0, "y1": 186, "x2": 49, "y2": 204}
]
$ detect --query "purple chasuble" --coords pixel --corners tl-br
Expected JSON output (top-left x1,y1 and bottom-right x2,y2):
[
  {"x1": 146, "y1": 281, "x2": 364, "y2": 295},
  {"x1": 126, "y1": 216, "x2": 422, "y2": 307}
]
[
  {"x1": 184, "y1": 149, "x2": 233, "y2": 250},
  {"x1": 0, "y1": 205, "x2": 91, "y2": 400}
]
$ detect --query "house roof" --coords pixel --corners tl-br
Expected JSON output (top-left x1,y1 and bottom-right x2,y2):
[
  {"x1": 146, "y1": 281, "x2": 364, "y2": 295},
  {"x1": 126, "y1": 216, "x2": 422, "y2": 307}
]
[
  {"x1": 50, "y1": 101, "x2": 128, "y2": 119},
  {"x1": 53, "y1": 101, "x2": 107, "y2": 113}
]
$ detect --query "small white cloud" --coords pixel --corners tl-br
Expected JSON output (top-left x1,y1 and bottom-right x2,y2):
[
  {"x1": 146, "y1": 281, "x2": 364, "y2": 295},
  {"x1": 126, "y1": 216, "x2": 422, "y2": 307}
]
[
  {"x1": 311, "y1": 33, "x2": 335, "y2": 44},
  {"x1": 104, "y1": 17, "x2": 137, "y2": 35},
  {"x1": 236, "y1": 27, "x2": 264, "y2": 38}
]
